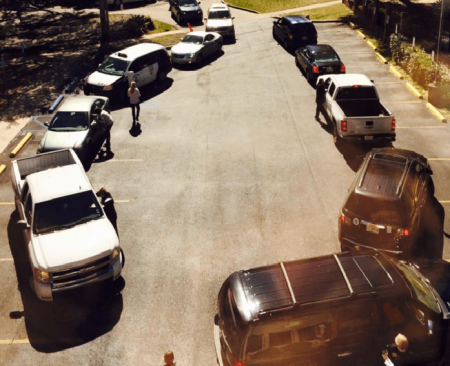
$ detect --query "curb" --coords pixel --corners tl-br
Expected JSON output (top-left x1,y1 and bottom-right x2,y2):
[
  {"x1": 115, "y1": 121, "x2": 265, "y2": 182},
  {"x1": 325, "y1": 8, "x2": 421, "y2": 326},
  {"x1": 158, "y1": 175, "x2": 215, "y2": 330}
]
[
  {"x1": 0, "y1": 164, "x2": 6, "y2": 176},
  {"x1": 389, "y1": 66, "x2": 404, "y2": 80},
  {"x1": 426, "y1": 103, "x2": 447, "y2": 123},
  {"x1": 349, "y1": 21, "x2": 358, "y2": 29},
  {"x1": 375, "y1": 52, "x2": 387, "y2": 64},
  {"x1": 405, "y1": 83, "x2": 423, "y2": 99},
  {"x1": 10, "y1": 133, "x2": 33, "y2": 158},
  {"x1": 221, "y1": 0, "x2": 259, "y2": 14},
  {"x1": 366, "y1": 40, "x2": 377, "y2": 51},
  {"x1": 356, "y1": 30, "x2": 366, "y2": 39}
]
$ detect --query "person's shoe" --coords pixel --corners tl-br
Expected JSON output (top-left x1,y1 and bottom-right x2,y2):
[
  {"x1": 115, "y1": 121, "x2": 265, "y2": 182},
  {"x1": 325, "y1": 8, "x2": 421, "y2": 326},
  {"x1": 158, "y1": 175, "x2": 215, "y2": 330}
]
[{"x1": 136, "y1": 117, "x2": 139, "y2": 122}]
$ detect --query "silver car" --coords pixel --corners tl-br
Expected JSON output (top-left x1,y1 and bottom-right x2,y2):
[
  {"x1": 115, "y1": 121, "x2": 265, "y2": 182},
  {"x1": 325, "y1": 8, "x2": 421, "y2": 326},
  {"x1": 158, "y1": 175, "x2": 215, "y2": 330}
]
[
  {"x1": 171, "y1": 31, "x2": 222, "y2": 65},
  {"x1": 37, "y1": 96, "x2": 110, "y2": 163}
]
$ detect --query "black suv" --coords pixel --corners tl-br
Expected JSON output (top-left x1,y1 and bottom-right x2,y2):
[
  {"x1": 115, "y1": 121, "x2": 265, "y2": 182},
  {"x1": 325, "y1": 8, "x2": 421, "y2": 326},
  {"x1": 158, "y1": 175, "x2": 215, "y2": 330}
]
[
  {"x1": 169, "y1": 0, "x2": 203, "y2": 24},
  {"x1": 272, "y1": 16, "x2": 318, "y2": 51},
  {"x1": 339, "y1": 148, "x2": 434, "y2": 257},
  {"x1": 214, "y1": 251, "x2": 450, "y2": 366}
]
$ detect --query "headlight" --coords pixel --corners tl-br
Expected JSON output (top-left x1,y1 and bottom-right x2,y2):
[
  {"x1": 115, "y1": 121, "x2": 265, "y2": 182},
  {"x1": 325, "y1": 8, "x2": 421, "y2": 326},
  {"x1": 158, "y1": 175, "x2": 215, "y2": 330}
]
[
  {"x1": 112, "y1": 247, "x2": 121, "y2": 261},
  {"x1": 103, "y1": 85, "x2": 113, "y2": 91},
  {"x1": 187, "y1": 53, "x2": 195, "y2": 58},
  {"x1": 34, "y1": 268, "x2": 50, "y2": 283}
]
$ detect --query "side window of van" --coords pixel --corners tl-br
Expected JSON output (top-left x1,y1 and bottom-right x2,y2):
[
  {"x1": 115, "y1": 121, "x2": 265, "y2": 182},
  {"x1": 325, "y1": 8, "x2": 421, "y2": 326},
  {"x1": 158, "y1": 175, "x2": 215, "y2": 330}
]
[
  {"x1": 155, "y1": 50, "x2": 168, "y2": 63},
  {"x1": 128, "y1": 60, "x2": 142, "y2": 73},
  {"x1": 140, "y1": 54, "x2": 157, "y2": 69},
  {"x1": 328, "y1": 83, "x2": 336, "y2": 97}
]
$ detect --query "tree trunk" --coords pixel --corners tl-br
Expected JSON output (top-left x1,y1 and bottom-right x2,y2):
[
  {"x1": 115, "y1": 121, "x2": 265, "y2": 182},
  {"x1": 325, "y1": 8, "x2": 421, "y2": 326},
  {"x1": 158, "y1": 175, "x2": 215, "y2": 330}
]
[{"x1": 99, "y1": 0, "x2": 110, "y2": 44}]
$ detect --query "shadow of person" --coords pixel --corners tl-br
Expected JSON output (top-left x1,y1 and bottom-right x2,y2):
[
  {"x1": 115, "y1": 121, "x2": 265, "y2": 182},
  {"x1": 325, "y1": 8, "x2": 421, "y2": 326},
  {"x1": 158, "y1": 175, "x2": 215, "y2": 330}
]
[
  {"x1": 7, "y1": 210, "x2": 124, "y2": 353},
  {"x1": 93, "y1": 149, "x2": 115, "y2": 164},
  {"x1": 129, "y1": 121, "x2": 142, "y2": 137}
]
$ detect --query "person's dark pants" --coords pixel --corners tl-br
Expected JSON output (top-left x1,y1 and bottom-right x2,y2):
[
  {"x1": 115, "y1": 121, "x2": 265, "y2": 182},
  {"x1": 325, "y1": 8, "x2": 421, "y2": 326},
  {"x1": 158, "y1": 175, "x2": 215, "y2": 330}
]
[
  {"x1": 131, "y1": 103, "x2": 140, "y2": 122},
  {"x1": 315, "y1": 100, "x2": 324, "y2": 118},
  {"x1": 104, "y1": 129, "x2": 111, "y2": 151}
]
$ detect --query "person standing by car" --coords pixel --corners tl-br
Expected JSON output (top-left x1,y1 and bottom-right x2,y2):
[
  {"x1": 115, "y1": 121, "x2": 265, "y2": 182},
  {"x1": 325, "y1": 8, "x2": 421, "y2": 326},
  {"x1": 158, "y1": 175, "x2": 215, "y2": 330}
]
[
  {"x1": 127, "y1": 81, "x2": 141, "y2": 124},
  {"x1": 93, "y1": 106, "x2": 114, "y2": 153},
  {"x1": 315, "y1": 78, "x2": 326, "y2": 120},
  {"x1": 382, "y1": 333, "x2": 409, "y2": 366}
]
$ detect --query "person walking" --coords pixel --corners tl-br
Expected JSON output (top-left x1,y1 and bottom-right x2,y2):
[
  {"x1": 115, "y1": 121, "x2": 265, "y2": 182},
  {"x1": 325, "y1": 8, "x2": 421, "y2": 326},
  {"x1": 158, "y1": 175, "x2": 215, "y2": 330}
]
[
  {"x1": 163, "y1": 350, "x2": 176, "y2": 366},
  {"x1": 93, "y1": 106, "x2": 114, "y2": 153},
  {"x1": 127, "y1": 81, "x2": 141, "y2": 123},
  {"x1": 382, "y1": 333, "x2": 410, "y2": 366},
  {"x1": 315, "y1": 78, "x2": 326, "y2": 120}
]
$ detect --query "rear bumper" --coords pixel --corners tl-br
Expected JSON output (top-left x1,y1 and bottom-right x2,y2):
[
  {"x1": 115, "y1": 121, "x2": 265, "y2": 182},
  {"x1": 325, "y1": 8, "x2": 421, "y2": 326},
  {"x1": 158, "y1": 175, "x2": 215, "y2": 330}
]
[
  {"x1": 340, "y1": 133, "x2": 396, "y2": 142},
  {"x1": 340, "y1": 236, "x2": 403, "y2": 255}
]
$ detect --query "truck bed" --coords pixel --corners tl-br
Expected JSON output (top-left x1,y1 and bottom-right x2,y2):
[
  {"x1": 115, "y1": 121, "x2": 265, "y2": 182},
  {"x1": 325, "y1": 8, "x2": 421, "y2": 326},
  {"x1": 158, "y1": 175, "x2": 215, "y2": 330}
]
[{"x1": 337, "y1": 99, "x2": 391, "y2": 118}]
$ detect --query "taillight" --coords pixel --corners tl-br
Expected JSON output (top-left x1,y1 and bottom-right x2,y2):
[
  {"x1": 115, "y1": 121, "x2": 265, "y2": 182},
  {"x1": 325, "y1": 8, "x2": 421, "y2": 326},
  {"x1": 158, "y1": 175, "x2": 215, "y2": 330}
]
[
  {"x1": 340, "y1": 64, "x2": 346, "y2": 73},
  {"x1": 341, "y1": 120, "x2": 347, "y2": 132},
  {"x1": 312, "y1": 66, "x2": 319, "y2": 74},
  {"x1": 391, "y1": 119, "x2": 396, "y2": 130},
  {"x1": 397, "y1": 228, "x2": 410, "y2": 236},
  {"x1": 340, "y1": 215, "x2": 345, "y2": 224},
  {"x1": 234, "y1": 361, "x2": 246, "y2": 366},
  {"x1": 288, "y1": 34, "x2": 293, "y2": 40}
]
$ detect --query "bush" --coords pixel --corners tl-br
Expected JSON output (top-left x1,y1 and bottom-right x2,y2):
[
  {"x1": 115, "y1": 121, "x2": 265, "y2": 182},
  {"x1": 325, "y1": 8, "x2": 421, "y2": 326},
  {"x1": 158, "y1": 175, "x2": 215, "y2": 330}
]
[{"x1": 123, "y1": 15, "x2": 155, "y2": 36}]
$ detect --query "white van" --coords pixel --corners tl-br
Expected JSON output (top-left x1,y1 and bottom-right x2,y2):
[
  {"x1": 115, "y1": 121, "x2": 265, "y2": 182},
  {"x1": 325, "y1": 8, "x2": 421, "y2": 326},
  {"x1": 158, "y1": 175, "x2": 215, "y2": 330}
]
[{"x1": 84, "y1": 43, "x2": 172, "y2": 101}]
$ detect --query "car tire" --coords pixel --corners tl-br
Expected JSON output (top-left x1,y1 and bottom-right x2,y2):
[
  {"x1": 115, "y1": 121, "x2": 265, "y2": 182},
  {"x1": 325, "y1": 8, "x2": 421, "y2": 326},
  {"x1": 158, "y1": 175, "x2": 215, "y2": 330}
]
[
  {"x1": 332, "y1": 123, "x2": 340, "y2": 145},
  {"x1": 272, "y1": 28, "x2": 276, "y2": 40},
  {"x1": 306, "y1": 69, "x2": 312, "y2": 83},
  {"x1": 284, "y1": 39, "x2": 289, "y2": 51},
  {"x1": 197, "y1": 54, "x2": 203, "y2": 65},
  {"x1": 83, "y1": 85, "x2": 91, "y2": 96}
]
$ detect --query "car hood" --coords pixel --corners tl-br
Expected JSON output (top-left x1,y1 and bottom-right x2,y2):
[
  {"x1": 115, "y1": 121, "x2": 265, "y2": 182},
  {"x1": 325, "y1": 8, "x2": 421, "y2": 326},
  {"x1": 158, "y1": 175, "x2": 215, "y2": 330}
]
[
  {"x1": 415, "y1": 259, "x2": 450, "y2": 318},
  {"x1": 87, "y1": 71, "x2": 121, "y2": 87},
  {"x1": 207, "y1": 19, "x2": 232, "y2": 27},
  {"x1": 32, "y1": 217, "x2": 118, "y2": 272},
  {"x1": 180, "y1": 5, "x2": 201, "y2": 11},
  {"x1": 41, "y1": 130, "x2": 89, "y2": 151},
  {"x1": 171, "y1": 43, "x2": 203, "y2": 54}
]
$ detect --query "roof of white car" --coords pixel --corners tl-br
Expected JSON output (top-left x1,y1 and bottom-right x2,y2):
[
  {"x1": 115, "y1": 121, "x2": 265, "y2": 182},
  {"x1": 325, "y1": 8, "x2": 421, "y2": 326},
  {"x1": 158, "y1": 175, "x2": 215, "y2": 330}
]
[
  {"x1": 110, "y1": 43, "x2": 166, "y2": 62},
  {"x1": 28, "y1": 164, "x2": 92, "y2": 203},
  {"x1": 58, "y1": 96, "x2": 106, "y2": 113},
  {"x1": 186, "y1": 31, "x2": 214, "y2": 37},
  {"x1": 329, "y1": 74, "x2": 373, "y2": 87},
  {"x1": 209, "y1": 3, "x2": 229, "y2": 10}
]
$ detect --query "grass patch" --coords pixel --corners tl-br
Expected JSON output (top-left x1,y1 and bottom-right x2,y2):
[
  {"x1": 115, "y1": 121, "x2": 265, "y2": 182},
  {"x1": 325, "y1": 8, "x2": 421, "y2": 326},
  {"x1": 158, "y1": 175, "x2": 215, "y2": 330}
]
[
  {"x1": 227, "y1": 0, "x2": 336, "y2": 13},
  {"x1": 281, "y1": 3, "x2": 353, "y2": 20},
  {"x1": 145, "y1": 33, "x2": 189, "y2": 48},
  {"x1": 149, "y1": 20, "x2": 176, "y2": 34}
]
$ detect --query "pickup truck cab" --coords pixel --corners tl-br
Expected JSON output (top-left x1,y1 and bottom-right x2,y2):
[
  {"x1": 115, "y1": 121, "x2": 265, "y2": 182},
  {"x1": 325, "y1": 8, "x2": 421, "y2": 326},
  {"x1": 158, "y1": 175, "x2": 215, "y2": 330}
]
[
  {"x1": 317, "y1": 74, "x2": 396, "y2": 144},
  {"x1": 11, "y1": 149, "x2": 123, "y2": 301}
]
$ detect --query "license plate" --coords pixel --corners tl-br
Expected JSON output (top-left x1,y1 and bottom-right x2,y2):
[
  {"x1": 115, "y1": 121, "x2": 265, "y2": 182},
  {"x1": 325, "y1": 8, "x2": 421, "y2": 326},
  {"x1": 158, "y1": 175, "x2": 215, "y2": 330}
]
[
  {"x1": 364, "y1": 136, "x2": 374, "y2": 140},
  {"x1": 302, "y1": 36, "x2": 307, "y2": 40},
  {"x1": 366, "y1": 223, "x2": 379, "y2": 234},
  {"x1": 326, "y1": 67, "x2": 333, "y2": 72}
]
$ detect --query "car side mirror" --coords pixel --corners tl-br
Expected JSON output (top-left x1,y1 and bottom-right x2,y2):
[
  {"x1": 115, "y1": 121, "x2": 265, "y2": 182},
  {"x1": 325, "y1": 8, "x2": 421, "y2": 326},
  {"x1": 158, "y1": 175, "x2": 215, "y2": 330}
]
[
  {"x1": 17, "y1": 220, "x2": 29, "y2": 230},
  {"x1": 44, "y1": 122, "x2": 49, "y2": 127}
]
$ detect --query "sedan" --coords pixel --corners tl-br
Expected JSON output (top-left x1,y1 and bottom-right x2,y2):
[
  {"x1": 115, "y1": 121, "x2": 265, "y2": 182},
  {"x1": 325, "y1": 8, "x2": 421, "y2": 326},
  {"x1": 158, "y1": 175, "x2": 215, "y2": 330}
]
[
  {"x1": 171, "y1": 31, "x2": 222, "y2": 65},
  {"x1": 37, "y1": 96, "x2": 110, "y2": 163},
  {"x1": 295, "y1": 44, "x2": 345, "y2": 83}
]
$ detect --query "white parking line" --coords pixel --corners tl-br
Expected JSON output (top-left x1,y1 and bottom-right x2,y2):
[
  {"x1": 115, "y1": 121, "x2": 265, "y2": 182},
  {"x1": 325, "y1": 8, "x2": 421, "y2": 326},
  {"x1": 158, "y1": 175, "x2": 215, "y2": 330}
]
[
  {"x1": 106, "y1": 159, "x2": 143, "y2": 162},
  {"x1": 0, "y1": 202, "x2": 14, "y2": 205},
  {"x1": 0, "y1": 258, "x2": 13, "y2": 262},
  {"x1": 439, "y1": 201, "x2": 450, "y2": 204},
  {"x1": 386, "y1": 100, "x2": 422, "y2": 104},
  {"x1": 428, "y1": 158, "x2": 450, "y2": 161},
  {"x1": 115, "y1": 200, "x2": 130, "y2": 203},
  {"x1": 396, "y1": 126, "x2": 445, "y2": 129},
  {"x1": 0, "y1": 339, "x2": 29, "y2": 345}
]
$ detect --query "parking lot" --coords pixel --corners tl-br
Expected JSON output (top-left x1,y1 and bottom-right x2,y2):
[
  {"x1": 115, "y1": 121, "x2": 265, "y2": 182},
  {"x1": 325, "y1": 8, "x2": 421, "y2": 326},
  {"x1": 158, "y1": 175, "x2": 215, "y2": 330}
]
[{"x1": 1, "y1": 18, "x2": 450, "y2": 365}]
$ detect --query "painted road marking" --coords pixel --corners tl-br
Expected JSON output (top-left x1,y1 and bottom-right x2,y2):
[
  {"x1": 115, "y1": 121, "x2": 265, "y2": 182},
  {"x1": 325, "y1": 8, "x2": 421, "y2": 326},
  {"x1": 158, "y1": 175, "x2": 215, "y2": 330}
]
[
  {"x1": 429, "y1": 158, "x2": 450, "y2": 161},
  {"x1": 0, "y1": 258, "x2": 13, "y2": 262},
  {"x1": 439, "y1": 201, "x2": 450, "y2": 204},
  {"x1": 115, "y1": 200, "x2": 130, "y2": 203},
  {"x1": 0, "y1": 202, "x2": 14, "y2": 205},
  {"x1": 0, "y1": 339, "x2": 29, "y2": 345},
  {"x1": 106, "y1": 159, "x2": 143, "y2": 162},
  {"x1": 396, "y1": 126, "x2": 445, "y2": 129},
  {"x1": 385, "y1": 100, "x2": 422, "y2": 104}
]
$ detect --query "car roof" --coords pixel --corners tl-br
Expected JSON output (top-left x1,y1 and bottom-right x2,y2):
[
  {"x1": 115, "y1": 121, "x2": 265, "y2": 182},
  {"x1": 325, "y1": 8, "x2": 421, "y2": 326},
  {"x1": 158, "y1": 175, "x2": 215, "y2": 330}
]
[
  {"x1": 109, "y1": 43, "x2": 166, "y2": 62},
  {"x1": 229, "y1": 251, "x2": 409, "y2": 323},
  {"x1": 57, "y1": 96, "x2": 107, "y2": 113},
  {"x1": 209, "y1": 3, "x2": 228, "y2": 10},
  {"x1": 284, "y1": 16, "x2": 311, "y2": 24}
]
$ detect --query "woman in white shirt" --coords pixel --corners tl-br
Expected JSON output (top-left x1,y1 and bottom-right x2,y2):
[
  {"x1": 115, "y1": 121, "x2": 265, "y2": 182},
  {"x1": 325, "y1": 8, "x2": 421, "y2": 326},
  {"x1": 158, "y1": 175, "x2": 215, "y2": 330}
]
[{"x1": 127, "y1": 81, "x2": 141, "y2": 123}]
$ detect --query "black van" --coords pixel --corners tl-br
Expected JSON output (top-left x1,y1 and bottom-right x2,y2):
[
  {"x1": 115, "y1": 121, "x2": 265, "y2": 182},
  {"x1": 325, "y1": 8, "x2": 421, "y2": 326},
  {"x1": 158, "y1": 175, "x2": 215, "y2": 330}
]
[
  {"x1": 272, "y1": 16, "x2": 318, "y2": 51},
  {"x1": 214, "y1": 251, "x2": 450, "y2": 366}
]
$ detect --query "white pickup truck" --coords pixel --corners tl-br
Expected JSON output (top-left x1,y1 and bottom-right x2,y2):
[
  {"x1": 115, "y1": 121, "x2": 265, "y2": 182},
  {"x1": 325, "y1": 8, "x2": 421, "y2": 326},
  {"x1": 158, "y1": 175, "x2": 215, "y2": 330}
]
[
  {"x1": 317, "y1": 74, "x2": 396, "y2": 144},
  {"x1": 11, "y1": 149, "x2": 123, "y2": 301}
]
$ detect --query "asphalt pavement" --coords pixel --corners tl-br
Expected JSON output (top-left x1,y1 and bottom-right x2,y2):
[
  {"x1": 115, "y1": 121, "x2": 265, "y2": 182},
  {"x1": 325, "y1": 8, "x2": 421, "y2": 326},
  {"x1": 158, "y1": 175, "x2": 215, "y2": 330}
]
[{"x1": 1, "y1": 13, "x2": 450, "y2": 366}]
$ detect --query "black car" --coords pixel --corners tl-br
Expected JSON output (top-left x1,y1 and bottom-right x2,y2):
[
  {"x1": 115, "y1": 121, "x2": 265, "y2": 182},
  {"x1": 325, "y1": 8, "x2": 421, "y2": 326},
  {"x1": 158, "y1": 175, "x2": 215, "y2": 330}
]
[
  {"x1": 214, "y1": 250, "x2": 450, "y2": 366},
  {"x1": 169, "y1": 0, "x2": 203, "y2": 24},
  {"x1": 272, "y1": 16, "x2": 317, "y2": 51},
  {"x1": 295, "y1": 44, "x2": 345, "y2": 83},
  {"x1": 339, "y1": 148, "x2": 434, "y2": 257}
]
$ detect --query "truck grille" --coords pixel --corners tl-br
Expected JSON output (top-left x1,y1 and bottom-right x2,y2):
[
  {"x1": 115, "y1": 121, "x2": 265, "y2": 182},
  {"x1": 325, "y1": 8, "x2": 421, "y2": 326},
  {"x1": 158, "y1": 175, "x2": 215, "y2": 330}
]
[{"x1": 51, "y1": 256, "x2": 111, "y2": 289}]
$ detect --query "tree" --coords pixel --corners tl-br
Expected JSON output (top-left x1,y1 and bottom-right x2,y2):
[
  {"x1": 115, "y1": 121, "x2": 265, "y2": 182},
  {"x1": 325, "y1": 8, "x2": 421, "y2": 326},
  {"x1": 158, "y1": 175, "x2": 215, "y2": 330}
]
[{"x1": 99, "y1": 0, "x2": 110, "y2": 44}]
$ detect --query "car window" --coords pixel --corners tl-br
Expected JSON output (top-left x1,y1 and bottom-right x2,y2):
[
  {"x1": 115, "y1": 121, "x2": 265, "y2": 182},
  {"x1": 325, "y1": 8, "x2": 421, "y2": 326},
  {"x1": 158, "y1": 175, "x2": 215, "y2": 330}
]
[
  {"x1": 179, "y1": 0, "x2": 197, "y2": 6},
  {"x1": 183, "y1": 34, "x2": 204, "y2": 44},
  {"x1": 25, "y1": 193, "x2": 33, "y2": 224},
  {"x1": 313, "y1": 50, "x2": 339, "y2": 63},
  {"x1": 128, "y1": 60, "x2": 142, "y2": 73},
  {"x1": 140, "y1": 54, "x2": 157, "y2": 68},
  {"x1": 98, "y1": 57, "x2": 130, "y2": 76},
  {"x1": 155, "y1": 50, "x2": 169, "y2": 63},
  {"x1": 49, "y1": 112, "x2": 89, "y2": 132},
  {"x1": 208, "y1": 10, "x2": 230, "y2": 19},
  {"x1": 328, "y1": 83, "x2": 336, "y2": 96}
]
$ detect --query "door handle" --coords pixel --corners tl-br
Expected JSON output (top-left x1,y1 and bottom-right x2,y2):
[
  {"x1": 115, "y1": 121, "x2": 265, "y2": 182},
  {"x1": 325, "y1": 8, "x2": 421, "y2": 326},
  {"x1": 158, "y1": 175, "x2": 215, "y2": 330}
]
[{"x1": 338, "y1": 352, "x2": 352, "y2": 357}]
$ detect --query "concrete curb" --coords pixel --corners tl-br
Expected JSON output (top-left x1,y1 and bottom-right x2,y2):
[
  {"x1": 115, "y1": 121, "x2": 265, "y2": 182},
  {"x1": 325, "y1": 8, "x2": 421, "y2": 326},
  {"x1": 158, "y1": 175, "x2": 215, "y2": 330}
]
[
  {"x1": 366, "y1": 40, "x2": 377, "y2": 51},
  {"x1": 349, "y1": 21, "x2": 358, "y2": 29},
  {"x1": 9, "y1": 132, "x2": 33, "y2": 158},
  {"x1": 405, "y1": 83, "x2": 423, "y2": 99},
  {"x1": 356, "y1": 30, "x2": 366, "y2": 39},
  {"x1": 375, "y1": 52, "x2": 387, "y2": 64},
  {"x1": 389, "y1": 66, "x2": 404, "y2": 80},
  {"x1": 221, "y1": 0, "x2": 259, "y2": 14},
  {"x1": 0, "y1": 164, "x2": 6, "y2": 176},
  {"x1": 426, "y1": 103, "x2": 447, "y2": 123}
]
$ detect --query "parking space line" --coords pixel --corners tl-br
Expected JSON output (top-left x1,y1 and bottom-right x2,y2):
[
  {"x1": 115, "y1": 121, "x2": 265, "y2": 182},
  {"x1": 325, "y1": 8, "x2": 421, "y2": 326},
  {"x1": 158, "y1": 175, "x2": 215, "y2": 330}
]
[
  {"x1": 439, "y1": 201, "x2": 450, "y2": 204},
  {"x1": 385, "y1": 100, "x2": 422, "y2": 104},
  {"x1": 428, "y1": 158, "x2": 450, "y2": 161},
  {"x1": 115, "y1": 200, "x2": 130, "y2": 203},
  {"x1": 106, "y1": 159, "x2": 143, "y2": 162},
  {"x1": 396, "y1": 126, "x2": 445, "y2": 129},
  {"x1": 0, "y1": 258, "x2": 13, "y2": 262},
  {"x1": 0, "y1": 202, "x2": 14, "y2": 205},
  {"x1": 0, "y1": 339, "x2": 29, "y2": 345}
]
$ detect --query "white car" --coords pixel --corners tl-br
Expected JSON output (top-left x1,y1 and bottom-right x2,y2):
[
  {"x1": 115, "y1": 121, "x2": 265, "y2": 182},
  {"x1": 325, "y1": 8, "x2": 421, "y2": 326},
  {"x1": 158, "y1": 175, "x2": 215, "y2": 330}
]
[
  {"x1": 204, "y1": 3, "x2": 235, "y2": 40},
  {"x1": 171, "y1": 31, "x2": 222, "y2": 65}
]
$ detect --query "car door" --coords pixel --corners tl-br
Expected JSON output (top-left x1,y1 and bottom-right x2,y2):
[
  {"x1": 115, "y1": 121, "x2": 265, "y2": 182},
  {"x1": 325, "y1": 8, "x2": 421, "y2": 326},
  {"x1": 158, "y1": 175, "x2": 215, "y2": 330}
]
[
  {"x1": 203, "y1": 34, "x2": 214, "y2": 56},
  {"x1": 23, "y1": 191, "x2": 33, "y2": 246},
  {"x1": 324, "y1": 79, "x2": 335, "y2": 117},
  {"x1": 127, "y1": 59, "x2": 146, "y2": 87},
  {"x1": 274, "y1": 19, "x2": 283, "y2": 39},
  {"x1": 301, "y1": 48, "x2": 312, "y2": 72}
]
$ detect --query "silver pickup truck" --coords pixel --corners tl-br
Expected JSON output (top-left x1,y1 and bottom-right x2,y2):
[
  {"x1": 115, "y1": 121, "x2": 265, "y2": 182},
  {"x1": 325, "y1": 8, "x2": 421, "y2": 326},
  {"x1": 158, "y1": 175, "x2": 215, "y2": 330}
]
[
  {"x1": 317, "y1": 74, "x2": 396, "y2": 144},
  {"x1": 11, "y1": 149, "x2": 123, "y2": 301}
]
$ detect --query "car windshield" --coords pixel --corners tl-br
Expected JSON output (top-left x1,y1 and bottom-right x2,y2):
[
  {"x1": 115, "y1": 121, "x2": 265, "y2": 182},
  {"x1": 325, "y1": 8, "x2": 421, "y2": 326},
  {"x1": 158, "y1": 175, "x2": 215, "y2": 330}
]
[
  {"x1": 209, "y1": 10, "x2": 230, "y2": 19},
  {"x1": 97, "y1": 57, "x2": 130, "y2": 76},
  {"x1": 393, "y1": 261, "x2": 441, "y2": 314},
  {"x1": 183, "y1": 35, "x2": 204, "y2": 44},
  {"x1": 49, "y1": 112, "x2": 89, "y2": 131},
  {"x1": 180, "y1": 0, "x2": 197, "y2": 6},
  {"x1": 313, "y1": 51, "x2": 339, "y2": 63},
  {"x1": 34, "y1": 191, "x2": 103, "y2": 234}
]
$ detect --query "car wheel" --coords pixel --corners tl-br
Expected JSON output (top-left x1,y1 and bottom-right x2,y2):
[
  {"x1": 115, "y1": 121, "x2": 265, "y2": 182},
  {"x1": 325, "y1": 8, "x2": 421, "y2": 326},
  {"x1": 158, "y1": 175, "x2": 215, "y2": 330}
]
[
  {"x1": 83, "y1": 85, "x2": 91, "y2": 96},
  {"x1": 197, "y1": 54, "x2": 203, "y2": 65},
  {"x1": 306, "y1": 69, "x2": 312, "y2": 83},
  {"x1": 295, "y1": 57, "x2": 300, "y2": 68},
  {"x1": 332, "y1": 122, "x2": 340, "y2": 145},
  {"x1": 284, "y1": 39, "x2": 289, "y2": 50},
  {"x1": 272, "y1": 28, "x2": 276, "y2": 40}
]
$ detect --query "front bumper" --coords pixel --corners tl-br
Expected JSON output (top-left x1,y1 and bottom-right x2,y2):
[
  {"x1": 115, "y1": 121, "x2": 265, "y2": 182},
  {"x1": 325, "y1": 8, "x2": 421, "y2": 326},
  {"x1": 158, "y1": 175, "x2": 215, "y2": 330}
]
[
  {"x1": 171, "y1": 54, "x2": 199, "y2": 65},
  {"x1": 180, "y1": 11, "x2": 202, "y2": 21},
  {"x1": 206, "y1": 27, "x2": 234, "y2": 37}
]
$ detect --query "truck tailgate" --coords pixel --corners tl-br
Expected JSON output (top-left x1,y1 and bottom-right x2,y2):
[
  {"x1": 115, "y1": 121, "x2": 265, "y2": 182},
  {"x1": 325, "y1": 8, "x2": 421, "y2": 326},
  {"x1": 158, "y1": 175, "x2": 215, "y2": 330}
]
[{"x1": 346, "y1": 116, "x2": 394, "y2": 138}]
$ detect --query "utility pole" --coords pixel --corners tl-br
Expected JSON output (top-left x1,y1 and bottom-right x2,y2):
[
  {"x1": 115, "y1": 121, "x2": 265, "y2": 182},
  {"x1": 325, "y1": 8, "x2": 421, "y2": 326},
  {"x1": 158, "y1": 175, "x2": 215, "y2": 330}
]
[{"x1": 99, "y1": 0, "x2": 110, "y2": 44}]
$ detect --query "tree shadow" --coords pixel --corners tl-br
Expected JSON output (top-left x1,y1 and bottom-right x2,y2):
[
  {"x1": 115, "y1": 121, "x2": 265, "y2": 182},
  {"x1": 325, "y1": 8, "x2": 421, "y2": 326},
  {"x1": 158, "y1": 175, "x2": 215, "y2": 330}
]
[{"x1": 7, "y1": 210, "x2": 124, "y2": 353}]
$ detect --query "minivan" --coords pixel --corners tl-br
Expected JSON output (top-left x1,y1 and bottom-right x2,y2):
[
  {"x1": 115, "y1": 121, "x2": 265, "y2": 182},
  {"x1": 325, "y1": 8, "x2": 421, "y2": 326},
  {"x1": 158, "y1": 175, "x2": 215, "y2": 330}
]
[{"x1": 84, "y1": 43, "x2": 172, "y2": 101}]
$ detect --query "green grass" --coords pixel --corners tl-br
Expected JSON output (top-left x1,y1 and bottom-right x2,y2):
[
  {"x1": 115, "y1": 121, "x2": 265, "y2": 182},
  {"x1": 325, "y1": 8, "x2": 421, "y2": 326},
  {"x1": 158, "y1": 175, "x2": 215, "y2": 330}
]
[
  {"x1": 281, "y1": 3, "x2": 353, "y2": 20},
  {"x1": 148, "y1": 20, "x2": 176, "y2": 34},
  {"x1": 227, "y1": 0, "x2": 336, "y2": 13},
  {"x1": 145, "y1": 33, "x2": 189, "y2": 48}
]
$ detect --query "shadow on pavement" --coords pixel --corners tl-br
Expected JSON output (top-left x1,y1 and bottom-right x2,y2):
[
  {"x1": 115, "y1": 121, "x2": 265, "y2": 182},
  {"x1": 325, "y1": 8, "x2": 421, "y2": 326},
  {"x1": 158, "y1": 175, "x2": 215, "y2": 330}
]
[
  {"x1": 173, "y1": 50, "x2": 225, "y2": 71},
  {"x1": 7, "y1": 210, "x2": 124, "y2": 353}
]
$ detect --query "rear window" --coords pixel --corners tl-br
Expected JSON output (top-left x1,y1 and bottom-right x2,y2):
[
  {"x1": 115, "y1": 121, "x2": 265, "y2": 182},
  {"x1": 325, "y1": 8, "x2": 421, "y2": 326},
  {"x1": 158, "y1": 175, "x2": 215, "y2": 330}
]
[
  {"x1": 291, "y1": 23, "x2": 316, "y2": 35},
  {"x1": 336, "y1": 86, "x2": 377, "y2": 100},
  {"x1": 314, "y1": 51, "x2": 339, "y2": 63}
]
